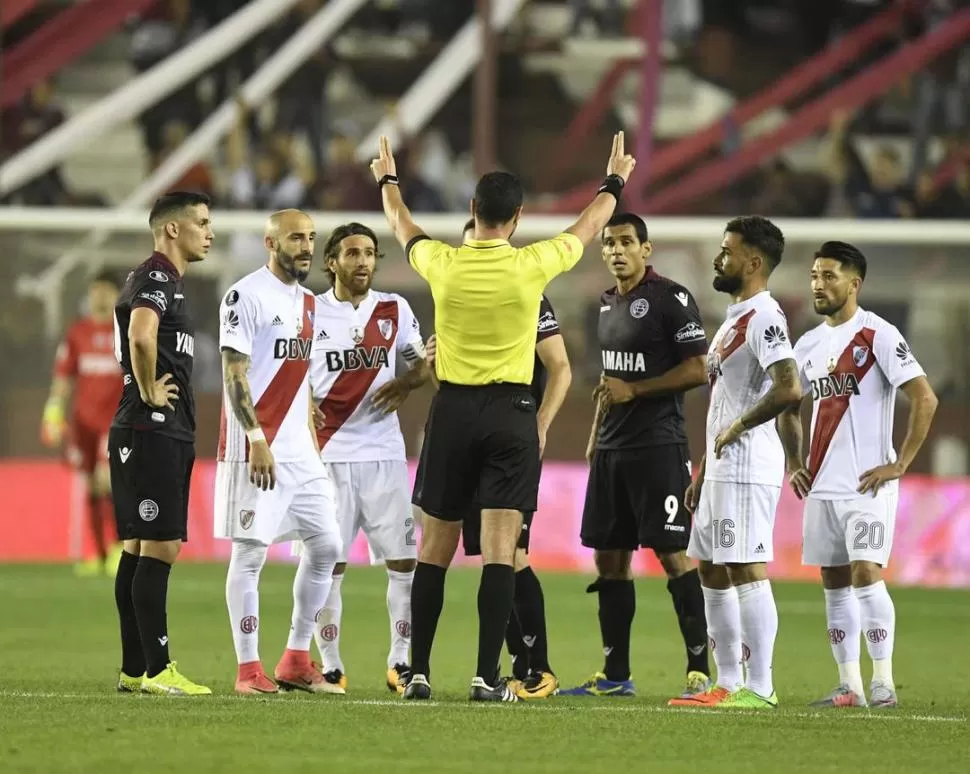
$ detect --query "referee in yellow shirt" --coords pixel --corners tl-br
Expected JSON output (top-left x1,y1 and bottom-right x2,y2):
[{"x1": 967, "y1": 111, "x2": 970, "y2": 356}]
[{"x1": 369, "y1": 132, "x2": 636, "y2": 702}]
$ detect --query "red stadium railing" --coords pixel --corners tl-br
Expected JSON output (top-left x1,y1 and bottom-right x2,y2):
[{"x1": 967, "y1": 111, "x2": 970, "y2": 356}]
[
  {"x1": 1, "y1": 0, "x2": 158, "y2": 108},
  {"x1": 637, "y1": 7, "x2": 970, "y2": 213},
  {"x1": 541, "y1": 0, "x2": 916, "y2": 213}
]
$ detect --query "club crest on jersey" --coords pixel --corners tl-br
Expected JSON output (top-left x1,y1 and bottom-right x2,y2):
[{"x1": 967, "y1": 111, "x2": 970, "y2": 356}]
[
  {"x1": 852, "y1": 346, "x2": 869, "y2": 368},
  {"x1": 378, "y1": 319, "x2": 394, "y2": 340},
  {"x1": 239, "y1": 509, "x2": 255, "y2": 530},
  {"x1": 350, "y1": 325, "x2": 364, "y2": 344},
  {"x1": 630, "y1": 298, "x2": 649, "y2": 319}
]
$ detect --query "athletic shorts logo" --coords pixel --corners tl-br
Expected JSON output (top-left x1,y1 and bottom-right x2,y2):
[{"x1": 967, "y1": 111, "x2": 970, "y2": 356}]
[
  {"x1": 320, "y1": 624, "x2": 338, "y2": 642},
  {"x1": 395, "y1": 620, "x2": 411, "y2": 638},
  {"x1": 741, "y1": 643, "x2": 751, "y2": 662},
  {"x1": 630, "y1": 298, "x2": 649, "y2": 319},
  {"x1": 149, "y1": 270, "x2": 169, "y2": 282},
  {"x1": 138, "y1": 499, "x2": 159, "y2": 522},
  {"x1": 240, "y1": 615, "x2": 258, "y2": 634},
  {"x1": 239, "y1": 509, "x2": 255, "y2": 530}
]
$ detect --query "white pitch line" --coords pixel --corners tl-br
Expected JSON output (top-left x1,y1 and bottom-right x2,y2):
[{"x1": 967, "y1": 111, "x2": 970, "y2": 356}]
[{"x1": 0, "y1": 691, "x2": 965, "y2": 723}]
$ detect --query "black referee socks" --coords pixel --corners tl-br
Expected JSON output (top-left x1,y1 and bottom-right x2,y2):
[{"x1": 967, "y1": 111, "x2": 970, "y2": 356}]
[
  {"x1": 114, "y1": 550, "x2": 145, "y2": 677},
  {"x1": 410, "y1": 562, "x2": 447, "y2": 679},
  {"x1": 593, "y1": 578, "x2": 636, "y2": 682},
  {"x1": 667, "y1": 569, "x2": 710, "y2": 676},
  {"x1": 477, "y1": 563, "x2": 516, "y2": 681},
  {"x1": 512, "y1": 567, "x2": 552, "y2": 675},
  {"x1": 131, "y1": 556, "x2": 172, "y2": 678}
]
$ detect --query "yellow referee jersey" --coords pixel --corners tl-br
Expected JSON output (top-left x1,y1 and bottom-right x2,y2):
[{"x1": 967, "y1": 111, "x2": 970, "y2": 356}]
[{"x1": 407, "y1": 233, "x2": 584, "y2": 385}]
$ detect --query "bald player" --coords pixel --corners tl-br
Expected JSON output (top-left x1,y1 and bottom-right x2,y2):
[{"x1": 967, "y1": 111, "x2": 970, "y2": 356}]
[{"x1": 215, "y1": 209, "x2": 342, "y2": 695}]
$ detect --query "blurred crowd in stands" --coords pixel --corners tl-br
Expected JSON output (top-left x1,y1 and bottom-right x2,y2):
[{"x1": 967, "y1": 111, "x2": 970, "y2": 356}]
[{"x1": 0, "y1": 0, "x2": 967, "y2": 218}]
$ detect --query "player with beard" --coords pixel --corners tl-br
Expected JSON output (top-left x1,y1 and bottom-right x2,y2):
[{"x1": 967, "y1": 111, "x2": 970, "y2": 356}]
[
  {"x1": 779, "y1": 242, "x2": 937, "y2": 708},
  {"x1": 679, "y1": 216, "x2": 802, "y2": 709},
  {"x1": 216, "y1": 209, "x2": 342, "y2": 695},
  {"x1": 303, "y1": 222, "x2": 430, "y2": 695},
  {"x1": 562, "y1": 212, "x2": 712, "y2": 700}
]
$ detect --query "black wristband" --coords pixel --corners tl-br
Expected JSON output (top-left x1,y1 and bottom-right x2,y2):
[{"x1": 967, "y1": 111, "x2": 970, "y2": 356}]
[
  {"x1": 378, "y1": 174, "x2": 399, "y2": 189},
  {"x1": 597, "y1": 174, "x2": 625, "y2": 201}
]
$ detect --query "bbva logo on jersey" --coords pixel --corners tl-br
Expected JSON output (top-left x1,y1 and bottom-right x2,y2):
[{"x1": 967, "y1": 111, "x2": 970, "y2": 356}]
[
  {"x1": 274, "y1": 338, "x2": 312, "y2": 360},
  {"x1": 324, "y1": 346, "x2": 390, "y2": 372},
  {"x1": 811, "y1": 373, "x2": 861, "y2": 401}
]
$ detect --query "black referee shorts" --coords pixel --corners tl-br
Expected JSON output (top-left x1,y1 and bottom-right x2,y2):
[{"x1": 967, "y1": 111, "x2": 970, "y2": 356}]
[
  {"x1": 580, "y1": 444, "x2": 693, "y2": 553},
  {"x1": 108, "y1": 427, "x2": 195, "y2": 542},
  {"x1": 412, "y1": 382, "x2": 540, "y2": 519}
]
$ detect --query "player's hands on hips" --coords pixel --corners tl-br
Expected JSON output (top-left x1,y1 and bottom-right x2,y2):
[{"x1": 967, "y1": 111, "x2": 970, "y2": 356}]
[
  {"x1": 684, "y1": 478, "x2": 703, "y2": 513},
  {"x1": 713, "y1": 418, "x2": 745, "y2": 459},
  {"x1": 143, "y1": 373, "x2": 179, "y2": 410},
  {"x1": 312, "y1": 404, "x2": 326, "y2": 430},
  {"x1": 787, "y1": 463, "x2": 813, "y2": 499},
  {"x1": 606, "y1": 131, "x2": 637, "y2": 184},
  {"x1": 857, "y1": 462, "x2": 903, "y2": 496},
  {"x1": 369, "y1": 135, "x2": 397, "y2": 183},
  {"x1": 425, "y1": 334, "x2": 436, "y2": 367},
  {"x1": 249, "y1": 440, "x2": 276, "y2": 491},
  {"x1": 372, "y1": 377, "x2": 411, "y2": 415}
]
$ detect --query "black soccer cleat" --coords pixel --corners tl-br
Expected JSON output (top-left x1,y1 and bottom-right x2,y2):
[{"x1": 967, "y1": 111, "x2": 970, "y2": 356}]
[
  {"x1": 403, "y1": 673, "x2": 432, "y2": 700},
  {"x1": 469, "y1": 676, "x2": 519, "y2": 703}
]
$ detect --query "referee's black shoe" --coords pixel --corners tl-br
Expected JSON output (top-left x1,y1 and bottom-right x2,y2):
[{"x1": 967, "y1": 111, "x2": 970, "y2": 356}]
[
  {"x1": 469, "y1": 676, "x2": 519, "y2": 703},
  {"x1": 403, "y1": 673, "x2": 432, "y2": 700}
]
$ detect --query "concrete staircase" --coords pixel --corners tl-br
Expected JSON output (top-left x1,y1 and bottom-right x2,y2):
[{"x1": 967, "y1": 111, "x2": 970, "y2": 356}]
[{"x1": 55, "y1": 32, "x2": 145, "y2": 204}]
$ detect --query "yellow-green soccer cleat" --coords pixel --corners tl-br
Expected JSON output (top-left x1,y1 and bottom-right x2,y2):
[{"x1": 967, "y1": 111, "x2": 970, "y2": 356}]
[
  {"x1": 719, "y1": 687, "x2": 778, "y2": 709},
  {"x1": 73, "y1": 558, "x2": 103, "y2": 578},
  {"x1": 117, "y1": 671, "x2": 144, "y2": 693},
  {"x1": 140, "y1": 662, "x2": 212, "y2": 696},
  {"x1": 516, "y1": 671, "x2": 559, "y2": 700}
]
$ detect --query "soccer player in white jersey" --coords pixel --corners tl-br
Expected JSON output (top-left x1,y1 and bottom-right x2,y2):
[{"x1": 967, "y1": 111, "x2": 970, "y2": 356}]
[
  {"x1": 677, "y1": 216, "x2": 802, "y2": 710},
  {"x1": 778, "y1": 241, "x2": 937, "y2": 709},
  {"x1": 215, "y1": 209, "x2": 342, "y2": 695},
  {"x1": 307, "y1": 222, "x2": 430, "y2": 695}
]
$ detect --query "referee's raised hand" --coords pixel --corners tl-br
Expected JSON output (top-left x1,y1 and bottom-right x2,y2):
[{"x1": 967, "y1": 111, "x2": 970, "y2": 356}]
[
  {"x1": 606, "y1": 131, "x2": 636, "y2": 184},
  {"x1": 369, "y1": 135, "x2": 398, "y2": 183}
]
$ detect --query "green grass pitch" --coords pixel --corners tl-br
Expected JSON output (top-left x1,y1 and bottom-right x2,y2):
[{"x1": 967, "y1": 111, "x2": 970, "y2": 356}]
[{"x1": 0, "y1": 563, "x2": 968, "y2": 773}]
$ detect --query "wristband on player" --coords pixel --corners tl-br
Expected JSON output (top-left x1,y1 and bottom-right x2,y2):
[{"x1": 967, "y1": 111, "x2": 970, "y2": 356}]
[
  {"x1": 246, "y1": 427, "x2": 266, "y2": 444},
  {"x1": 597, "y1": 174, "x2": 625, "y2": 201},
  {"x1": 378, "y1": 174, "x2": 400, "y2": 189}
]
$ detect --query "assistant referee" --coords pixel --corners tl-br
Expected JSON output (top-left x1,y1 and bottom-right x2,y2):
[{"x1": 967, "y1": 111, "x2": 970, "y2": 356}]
[{"x1": 369, "y1": 132, "x2": 636, "y2": 702}]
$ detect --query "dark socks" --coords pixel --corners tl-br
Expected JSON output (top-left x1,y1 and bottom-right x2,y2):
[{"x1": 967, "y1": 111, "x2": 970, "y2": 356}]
[
  {"x1": 131, "y1": 556, "x2": 172, "y2": 678},
  {"x1": 667, "y1": 569, "x2": 710, "y2": 676},
  {"x1": 513, "y1": 566, "x2": 552, "y2": 674},
  {"x1": 476, "y1": 563, "x2": 515, "y2": 681},
  {"x1": 114, "y1": 551, "x2": 144, "y2": 677},
  {"x1": 591, "y1": 578, "x2": 635, "y2": 682},
  {"x1": 409, "y1": 562, "x2": 447, "y2": 679},
  {"x1": 504, "y1": 608, "x2": 530, "y2": 680}
]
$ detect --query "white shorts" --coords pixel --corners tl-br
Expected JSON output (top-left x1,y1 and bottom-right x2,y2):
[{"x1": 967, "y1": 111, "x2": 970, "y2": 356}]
[
  {"x1": 292, "y1": 460, "x2": 417, "y2": 564},
  {"x1": 687, "y1": 480, "x2": 781, "y2": 564},
  {"x1": 802, "y1": 492, "x2": 897, "y2": 568},
  {"x1": 214, "y1": 457, "x2": 338, "y2": 546}
]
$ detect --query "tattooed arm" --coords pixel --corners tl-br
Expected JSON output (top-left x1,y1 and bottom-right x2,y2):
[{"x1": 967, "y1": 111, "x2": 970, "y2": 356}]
[
  {"x1": 222, "y1": 347, "x2": 275, "y2": 490},
  {"x1": 714, "y1": 358, "x2": 803, "y2": 458}
]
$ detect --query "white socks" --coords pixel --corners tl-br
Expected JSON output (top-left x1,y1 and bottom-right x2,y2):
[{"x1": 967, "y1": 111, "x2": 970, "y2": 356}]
[
  {"x1": 287, "y1": 532, "x2": 340, "y2": 652},
  {"x1": 702, "y1": 586, "x2": 743, "y2": 691},
  {"x1": 736, "y1": 580, "x2": 778, "y2": 698},
  {"x1": 314, "y1": 573, "x2": 345, "y2": 672},
  {"x1": 386, "y1": 568, "x2": 414, "y2": 667},
  {"x1": 226, "y1": 540, "x2": 269, "y2": 665},
  {"x1": 823, "y1": 586, "x2": 864, "y2": 696},
  {"x1": 855, "y1": 580, "x2": 895, "y2": 687}
]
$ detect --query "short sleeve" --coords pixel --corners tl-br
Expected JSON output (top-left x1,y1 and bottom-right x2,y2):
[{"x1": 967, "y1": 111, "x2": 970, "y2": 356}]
[
  {"x1": 219, "y1": 286, "x2": 259, "y2": 357},
  {"x1": 406, "y1": 236, "x2": 449, "y2": 280},
  {"x1": 746, "y1": 308, "x2": 795, "y2": 371},
  {"x1": 791, "y1": 335, "x2": 813, "y2": 396},
  {"x1": 53, "y1": 326, "x2": 79, "y2": 378},
  {"x1": 130, "y1": 268, "x2": 176, "y2": 318},
  {"x1": 872, "y1": 323, "x2": 926, "y2": 388},
  {"x1": 395, "y1": 296, "x2": 426, "y2": 365},
  {"x1": 663, "y1": 285, "x2": 708, "y2": 359},
  {"x1": 536, "y1": 295, "x2": 561, "y2": 342},
  {"x1": 523, "y1": 233, "x2": 584, "y2": 283}
]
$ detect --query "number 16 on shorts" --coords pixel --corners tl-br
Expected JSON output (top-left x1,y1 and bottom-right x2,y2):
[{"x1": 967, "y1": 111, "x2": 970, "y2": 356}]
[{"x1": 687, "y1": 480, "x2": 781, "y2": 564}]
